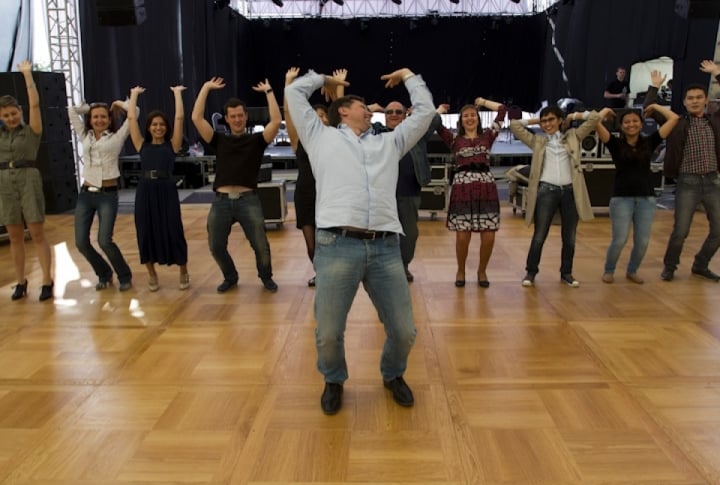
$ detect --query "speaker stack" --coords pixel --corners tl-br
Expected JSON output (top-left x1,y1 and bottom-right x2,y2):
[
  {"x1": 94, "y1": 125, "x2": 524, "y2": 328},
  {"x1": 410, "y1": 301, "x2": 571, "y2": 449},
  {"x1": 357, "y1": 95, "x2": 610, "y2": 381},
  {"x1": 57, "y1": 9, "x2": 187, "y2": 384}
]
[{"x1": 0, "y1": 71, "x2": 77, "y2": 214}]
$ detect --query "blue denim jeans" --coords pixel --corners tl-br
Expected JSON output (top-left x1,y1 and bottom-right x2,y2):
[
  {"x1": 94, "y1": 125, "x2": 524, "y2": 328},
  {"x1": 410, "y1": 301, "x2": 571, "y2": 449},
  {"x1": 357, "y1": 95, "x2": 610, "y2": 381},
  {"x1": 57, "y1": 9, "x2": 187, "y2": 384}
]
[
  {"x1": 396, "y1": 195, "x2": 421, "y2": 268},
  {"x1": 314, "y1": 228, "x2": 416, "y2": 384},
  {"x1": 74, "y1": 190, "x2": 132, "y2": 284},
  {"x1": 604, "y1": 196, "x2": 656, "y2": 274},
  {"x1": 526, "y1": 182, "x2": 579, "y2": 275},
  {"x1": 664, "y1": 173, "x2": 720, "y2": 271},
  {"x1": 207, "y1": 192, "x2": 272, "y2": 283}
]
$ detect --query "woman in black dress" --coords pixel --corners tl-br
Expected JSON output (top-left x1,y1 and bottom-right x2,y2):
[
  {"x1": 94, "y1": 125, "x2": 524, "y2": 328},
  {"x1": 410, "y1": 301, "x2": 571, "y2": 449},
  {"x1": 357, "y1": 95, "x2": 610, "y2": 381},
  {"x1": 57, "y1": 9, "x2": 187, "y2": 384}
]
[
  {"x1": 127, "y1": 85, "x2": 189, "y2": 291},
  {"x1": 284, "y1": 67, "x2": 346, "y2": 286}
]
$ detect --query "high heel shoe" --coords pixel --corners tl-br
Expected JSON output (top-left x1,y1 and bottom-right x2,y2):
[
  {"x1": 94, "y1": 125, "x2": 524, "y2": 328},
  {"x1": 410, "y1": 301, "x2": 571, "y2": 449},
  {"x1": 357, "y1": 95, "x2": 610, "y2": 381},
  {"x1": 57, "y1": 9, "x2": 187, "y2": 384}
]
[
  {"x1": 39, "y1": 281, "x2": 54, "y2": 301},
  {"x1": 12, "y1": 280, "x2": 27, "y2": 301}
]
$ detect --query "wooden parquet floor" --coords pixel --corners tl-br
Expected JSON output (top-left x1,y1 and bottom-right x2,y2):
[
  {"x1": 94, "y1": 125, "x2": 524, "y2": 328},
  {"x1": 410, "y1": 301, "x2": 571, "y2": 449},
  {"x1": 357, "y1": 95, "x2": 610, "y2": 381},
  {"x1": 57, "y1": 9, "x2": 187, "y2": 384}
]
[{"x1": 1, "y1": 201, "x2": 720, "y2": 484}]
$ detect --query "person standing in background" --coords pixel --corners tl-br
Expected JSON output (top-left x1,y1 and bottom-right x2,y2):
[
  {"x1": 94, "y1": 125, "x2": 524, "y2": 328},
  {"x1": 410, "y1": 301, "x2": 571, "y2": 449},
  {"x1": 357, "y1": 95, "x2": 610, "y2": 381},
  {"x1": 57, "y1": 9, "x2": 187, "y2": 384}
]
[{"x1": 604, "y1": 66, "x2": 630, "y2": 109}]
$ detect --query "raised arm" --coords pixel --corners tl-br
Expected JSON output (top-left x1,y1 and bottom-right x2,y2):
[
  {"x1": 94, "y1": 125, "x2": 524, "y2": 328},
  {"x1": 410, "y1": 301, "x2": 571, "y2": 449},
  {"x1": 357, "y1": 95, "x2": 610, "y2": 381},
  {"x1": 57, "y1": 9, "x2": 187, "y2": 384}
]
[
  {"x1": 18, "y1": 60, "x2": 41, "y2": 135},
  {"x1": 127, "y1": 86, "x2": 145, "y2": 152},
  {"x1": 594, "y1": 108, "x2": 614, "y2": 143},
  {"x1": 643, "y1": 70, "x2": 666, "y2": 123},
  {"x1": 170, "y1": 86, "x2": 186, "y2": 153},
  {"x1": 251, "y1": 78, "x2": 281, "y2": 144},
  {"x1": 191, "y1": 77, "x2": 225, "y2": 143},
  {"x1": 283, "y1": 67, "x2": 301, "y2": 151},
  {"x1": 573, "y1": 109, "x2": 604, "y2": 140},
  {"x1": 644, "y1": 103, "x2": 680, "y2": 139}
]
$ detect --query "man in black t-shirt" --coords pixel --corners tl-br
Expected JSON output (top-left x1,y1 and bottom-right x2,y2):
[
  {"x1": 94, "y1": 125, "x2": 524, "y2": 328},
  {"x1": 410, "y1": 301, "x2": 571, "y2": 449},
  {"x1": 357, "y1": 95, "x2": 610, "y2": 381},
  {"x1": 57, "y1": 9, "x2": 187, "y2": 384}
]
[
  {"x1": 191, "y1": 76, "x2": 281, "y2": 292},
  {"x1": 604, "y1": 66, "x2": 629, "y2": 109}
]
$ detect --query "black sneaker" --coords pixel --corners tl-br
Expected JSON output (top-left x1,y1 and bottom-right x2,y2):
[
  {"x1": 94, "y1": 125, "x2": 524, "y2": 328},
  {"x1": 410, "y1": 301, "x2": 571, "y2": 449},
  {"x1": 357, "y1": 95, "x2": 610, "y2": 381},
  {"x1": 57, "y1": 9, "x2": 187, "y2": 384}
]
[
  {"x1": 560, "y1": 273, "x2": 580, "y2": 287},
  {"x1": 217, "y1": 280, "x2": 238, "y2": 293},
  {"x1": 261, "y1": 278, "x2": 278, "y2": 292},
  {"x1": 383, "y1": 376, "x2": 414, "y2": 407},
  {"x1": 691, "y1": 266, "x2": 720, "y2": 281},
  {"x1": 307, "y1": 276, "x2": 316, "y2": 287},
  {"x1": 321, "y1": 382, "x2": 343, "y2": 415},
  {"x1": 660, "y1": 267, "x2": 674, "y2": 281}
]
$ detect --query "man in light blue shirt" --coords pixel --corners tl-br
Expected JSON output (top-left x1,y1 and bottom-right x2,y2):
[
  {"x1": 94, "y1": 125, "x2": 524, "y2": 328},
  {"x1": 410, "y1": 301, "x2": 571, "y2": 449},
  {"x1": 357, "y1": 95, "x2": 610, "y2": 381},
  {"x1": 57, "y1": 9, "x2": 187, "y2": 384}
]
[{"x1": 285, "y1": 67, "x2": 435, "y2": 415}]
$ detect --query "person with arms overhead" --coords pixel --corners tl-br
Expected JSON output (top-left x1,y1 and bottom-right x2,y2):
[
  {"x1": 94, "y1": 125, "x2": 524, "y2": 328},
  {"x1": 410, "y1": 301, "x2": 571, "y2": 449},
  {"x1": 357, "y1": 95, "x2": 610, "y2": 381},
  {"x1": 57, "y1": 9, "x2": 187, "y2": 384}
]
[
  {"x1": 69, "y1": 94, "x2": 134, "y2": 292},
  {"x1": 285, "y1": 67, "x2": 435, "y2": 415},
  {"x1": 0, "y1": 60, "x2": 53, "y2": 301},
  {"x1": 191, "y1": 76, "x2": 281, "y2": 293},
  {"x1": 644, "y1": 60, "x2": 720, "y2": 282},
  {"x1": 510, "y1": 106, "x2": 612, "y2": 287},
  {"x1": 436, "y1": 97, "x2": 506, "y2": 288},
  {"x1": 127, "y1": 85, "x2": 190, "y2": 291},
  {"x1": 597, "y1": 72, "x2": 679, "y2": 284}
]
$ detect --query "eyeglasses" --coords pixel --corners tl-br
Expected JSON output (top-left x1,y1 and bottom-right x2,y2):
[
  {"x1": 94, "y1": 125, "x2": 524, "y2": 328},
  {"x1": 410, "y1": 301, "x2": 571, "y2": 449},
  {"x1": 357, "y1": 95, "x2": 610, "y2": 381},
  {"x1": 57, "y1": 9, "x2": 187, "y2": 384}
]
[
  {"x1": 385, "y1": 109, "x2": 405, "y2": 115},
  {"x1": 539, "y1": 117, "x2": 558, "y2": 124}
]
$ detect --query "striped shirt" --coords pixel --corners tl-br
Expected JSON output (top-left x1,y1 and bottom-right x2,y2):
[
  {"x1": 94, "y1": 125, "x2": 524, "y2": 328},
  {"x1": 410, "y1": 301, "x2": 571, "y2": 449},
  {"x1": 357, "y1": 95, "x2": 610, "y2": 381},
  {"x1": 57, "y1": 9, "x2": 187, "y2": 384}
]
[{"x1": 681, "y1": 115, "x2": 717, "y2": 174}]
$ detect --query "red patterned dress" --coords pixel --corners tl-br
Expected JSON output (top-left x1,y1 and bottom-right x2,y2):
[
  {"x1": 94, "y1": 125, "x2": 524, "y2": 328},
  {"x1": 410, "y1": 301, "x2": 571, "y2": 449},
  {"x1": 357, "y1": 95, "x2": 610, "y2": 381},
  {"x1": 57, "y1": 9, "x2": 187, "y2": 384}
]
[{"x1": 437, "y1": 107, "x2": 505, "y2": 232}]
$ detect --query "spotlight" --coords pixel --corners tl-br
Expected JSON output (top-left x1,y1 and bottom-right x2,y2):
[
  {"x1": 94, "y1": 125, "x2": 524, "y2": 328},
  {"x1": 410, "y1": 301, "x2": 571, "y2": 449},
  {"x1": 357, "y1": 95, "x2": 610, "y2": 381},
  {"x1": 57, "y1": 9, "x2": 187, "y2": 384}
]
[
  {"x1": 449, "y1": 0, "x2": 459, "y2": 4},
  {"x1": 392, "y1": 0, "x2": 402, "y2": 4},
  {"x1": 509, "y1": 0, "x2": 520, "y2": 3},
  {"x1": 271, "y1": 0, "x2": 283, "y2": 6},
  {"x1": 332, "y1": 0, "x2": 344, "y2": 4}
]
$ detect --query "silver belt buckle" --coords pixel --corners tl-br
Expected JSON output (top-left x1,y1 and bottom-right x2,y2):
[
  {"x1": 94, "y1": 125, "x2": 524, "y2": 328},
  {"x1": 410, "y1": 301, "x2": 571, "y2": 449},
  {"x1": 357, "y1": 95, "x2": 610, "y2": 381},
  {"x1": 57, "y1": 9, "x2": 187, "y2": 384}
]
[
  {"x1": 228, "y1": 192, "x2": 241, "y2": 199},
  {"x1": 149, "y1": 170, "x2": 158, "y2": 179},
  {"x1": 88, "y1": 186, "x2": 100, "y2": 192},
  {"x1": 8, "y1": 160, "x2": 15, "y2": 169}
]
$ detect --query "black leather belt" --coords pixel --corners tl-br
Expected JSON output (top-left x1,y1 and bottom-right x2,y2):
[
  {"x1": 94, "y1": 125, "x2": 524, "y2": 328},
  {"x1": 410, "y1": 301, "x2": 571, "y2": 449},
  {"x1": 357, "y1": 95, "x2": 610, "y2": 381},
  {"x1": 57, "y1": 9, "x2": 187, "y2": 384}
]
[
  {"x1": 0, "y1": 160, "x2": 36, "y2": 169},
  {"x1": 81, "y1": 185, "x2": 118, "y2": 193},
  {"x1": 456, "y1": 163, "x2": 489, "y2": 173},
  {"x1": 143, "y1": 170, "x2": 169, "y2": 179},
  {"x1": 215, "y1": 190, "x2": 255, "y2": 200},
  {"x1": 324, "y1": 227, "x2": 396, "y2": 240}
]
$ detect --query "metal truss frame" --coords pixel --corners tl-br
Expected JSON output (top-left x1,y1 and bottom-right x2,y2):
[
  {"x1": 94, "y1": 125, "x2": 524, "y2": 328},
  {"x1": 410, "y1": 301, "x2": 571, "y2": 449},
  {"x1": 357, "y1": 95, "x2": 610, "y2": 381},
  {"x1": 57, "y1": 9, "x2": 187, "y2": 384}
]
[
  {"x1": 44, "y1": 0, "x2": 84, "y2": 185},
  {"x1": 236, "y1": 0, "x2": 554, "y2": 19}
]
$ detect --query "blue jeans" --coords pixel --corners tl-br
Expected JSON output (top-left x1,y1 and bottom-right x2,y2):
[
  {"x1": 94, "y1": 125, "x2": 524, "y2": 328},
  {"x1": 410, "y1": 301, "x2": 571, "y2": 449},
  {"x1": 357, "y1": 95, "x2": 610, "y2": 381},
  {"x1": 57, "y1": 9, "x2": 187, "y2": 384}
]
[
  {"x1": 664, "y1": 173, "x2": 720, "y2": 270},
  {"x1": 207, "y1": 193, "x2": 272, "y2": 283},
  {"x1": 397, "y1": 195, "x2": 421, "y2": 267},
  {"x1": 74, "y1": 190, "x2": 132, "y2": 284},
  {"x1": 604, "y1": 196, "x2": 656, "y2": 274},
  {"x1": 526, "y1": 182, "x2": 578, "y2": 275},
  {"x1": 314, "y1": 228, "x2": 416, "y2": 384}
]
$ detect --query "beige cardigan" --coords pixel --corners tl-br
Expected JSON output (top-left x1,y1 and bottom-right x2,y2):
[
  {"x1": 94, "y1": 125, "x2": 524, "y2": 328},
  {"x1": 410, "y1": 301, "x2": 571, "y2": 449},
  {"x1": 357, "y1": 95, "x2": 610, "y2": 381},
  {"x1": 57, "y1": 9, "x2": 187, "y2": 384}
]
[{"x1": 509, "y1": 112, "x2": 600, "y2": 226}]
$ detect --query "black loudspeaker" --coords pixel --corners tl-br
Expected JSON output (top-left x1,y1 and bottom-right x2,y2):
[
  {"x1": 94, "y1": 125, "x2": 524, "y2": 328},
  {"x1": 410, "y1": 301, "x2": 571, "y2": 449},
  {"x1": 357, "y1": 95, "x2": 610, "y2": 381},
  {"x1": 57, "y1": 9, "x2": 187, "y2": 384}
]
[
  {"x1": 580, "y1": 132, "x2": 600, "y2": 159},
  {"x1": 0, "y1": 72, "x2": 67, "y2": 108},
  {"x1": 689, "y1": 0, "x2": 720, "y2": 17},
  {"x1": 96, "y1": 0, "x2": 146, "y2": 26},
  {"x1": 36, "y1": 142, "x2": 78, "y2": 214}
]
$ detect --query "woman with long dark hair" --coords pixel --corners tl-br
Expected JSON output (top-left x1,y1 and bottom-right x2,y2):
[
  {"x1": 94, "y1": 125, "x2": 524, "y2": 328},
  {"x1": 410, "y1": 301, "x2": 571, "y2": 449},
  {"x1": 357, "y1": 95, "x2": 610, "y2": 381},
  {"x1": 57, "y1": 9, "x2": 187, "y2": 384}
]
[
  {"x1": 597, "y1": 71, "x2": 679, "y2": 284},
  {"x1": 436, "y1": 98, "x2": 506, "y2": 287},
  {"x1": 127, "y1": 86, "x2": 189, "y2": 291}
]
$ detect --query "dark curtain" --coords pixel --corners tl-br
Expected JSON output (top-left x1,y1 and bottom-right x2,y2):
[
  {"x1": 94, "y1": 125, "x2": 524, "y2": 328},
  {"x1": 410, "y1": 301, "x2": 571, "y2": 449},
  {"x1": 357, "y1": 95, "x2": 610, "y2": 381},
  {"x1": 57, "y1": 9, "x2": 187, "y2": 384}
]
[
  {"x1": 538, "y1": 0, "x2": 717, "y2": 111},
  {"x1": 78, "y1": 0, "x2": 253, "y2": 143},
  {"x1": 245, "y1": 15, "x2": 545, "y2": 111}
]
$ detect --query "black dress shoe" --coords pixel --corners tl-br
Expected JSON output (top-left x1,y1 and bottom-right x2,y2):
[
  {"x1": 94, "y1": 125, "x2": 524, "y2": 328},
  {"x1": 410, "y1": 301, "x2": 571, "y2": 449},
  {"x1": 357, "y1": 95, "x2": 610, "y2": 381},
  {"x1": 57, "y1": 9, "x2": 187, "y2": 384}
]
[
  {"x1": 321, "y1": 382, "x2": 343, "y2": 415},
  {"x1": 39, "y1": 281, "x2": 54, "y2": 302},
  {"x1": 216, "y1": 280, "x2": 238, "y2": 293},
  {"x1": 307, "y1": 276, "x2": 316, "y2": 287},
  {"x1": 691, "y1": 266, "x2": 720, "y2": 281},
  {"x1": 261, "y1": 277, "x2": 278, "y2": 292},
  {"x1": 478, "y1": 280, "x2": 490, "y2": 288},
  {"x1": 660, "y1": 267, "x2": 674, "y2": 281},
  {"x1": 11, "y1": 280, "x2": 27, "y2": 301},
  {"x1": 454, "y1": 280, "x2": 465, "y2": 287},
  {"x1": 383, "y1": 376, "x2": 414, "y2": 407}
]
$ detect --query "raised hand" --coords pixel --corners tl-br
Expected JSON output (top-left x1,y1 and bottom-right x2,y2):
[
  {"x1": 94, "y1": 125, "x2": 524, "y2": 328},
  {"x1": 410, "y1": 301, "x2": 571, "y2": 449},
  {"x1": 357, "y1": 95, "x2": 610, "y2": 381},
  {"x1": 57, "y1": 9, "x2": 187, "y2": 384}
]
[
  {"x1": 130, "y1": 86, "x2": 145, "y2": 96},
  {"x1": 17, "y1": 59, "x2": 32, "y2": 73},
  {"x1": 649, "y1": 70, "x2": 666, "y2": 88},
  {"x1": 380, "y1": 68, "x2": 412, "y2": 89},
  {"x1": 700, "y1": 60, "x2": 720, "y2": 77},
  {"x1": 367, "y1": 103, "x2": 384, "y2": 113},
  {"x1": 204, "y1": 77, "x2": 225, "y2": 90},
  {"x1": 436, "y1": 103, "x2": 450, "y2": 114},
  {"x1": 285, "y1": 67, "x2": 300, "y2": 86},
  {"x1": 643, "y1": 103, "x2": 660, "y2": 117},
  {"x1": 332, "y1": 68, "x2": 348, "y2": 82},
  {"x1": 598, "y1": 107, "x2": 615, "y2": 120},
  {"x1": 170, "y1": 85, "x2": 186, "y2": 93},
  {"x1": 252, "y1": 78, "x2": 272, "y2": 93}
]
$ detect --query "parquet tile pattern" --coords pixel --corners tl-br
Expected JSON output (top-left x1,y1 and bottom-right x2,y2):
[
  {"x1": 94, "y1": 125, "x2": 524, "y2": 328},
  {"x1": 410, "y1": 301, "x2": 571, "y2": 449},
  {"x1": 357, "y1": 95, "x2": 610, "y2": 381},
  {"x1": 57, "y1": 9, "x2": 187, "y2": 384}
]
[{"x1": 1, "y1": 200, "x2": 720, "y2": 484}]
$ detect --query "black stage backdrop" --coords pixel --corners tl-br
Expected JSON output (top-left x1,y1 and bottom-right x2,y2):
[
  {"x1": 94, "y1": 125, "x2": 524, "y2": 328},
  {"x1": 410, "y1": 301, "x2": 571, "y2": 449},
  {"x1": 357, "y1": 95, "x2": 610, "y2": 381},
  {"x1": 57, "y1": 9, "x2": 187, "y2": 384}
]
[{"x1": 78, "y1": 0, "x2": 718, "y2": 141}]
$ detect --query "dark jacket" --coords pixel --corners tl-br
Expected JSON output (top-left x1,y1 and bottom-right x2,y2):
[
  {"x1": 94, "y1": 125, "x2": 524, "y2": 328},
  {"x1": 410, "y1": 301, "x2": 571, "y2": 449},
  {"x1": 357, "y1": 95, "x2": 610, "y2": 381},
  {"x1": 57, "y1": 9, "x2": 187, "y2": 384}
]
[{"x1": 644, "y1": 75, "x2": 720, "y2": 178}]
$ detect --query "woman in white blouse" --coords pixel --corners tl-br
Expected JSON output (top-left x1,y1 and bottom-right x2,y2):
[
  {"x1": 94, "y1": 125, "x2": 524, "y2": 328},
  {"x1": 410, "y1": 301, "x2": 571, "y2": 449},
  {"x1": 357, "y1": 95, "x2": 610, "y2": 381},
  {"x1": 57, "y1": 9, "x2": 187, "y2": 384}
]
[{"x1": 68, "y1": 100, "x2": 134, "y2": 291}]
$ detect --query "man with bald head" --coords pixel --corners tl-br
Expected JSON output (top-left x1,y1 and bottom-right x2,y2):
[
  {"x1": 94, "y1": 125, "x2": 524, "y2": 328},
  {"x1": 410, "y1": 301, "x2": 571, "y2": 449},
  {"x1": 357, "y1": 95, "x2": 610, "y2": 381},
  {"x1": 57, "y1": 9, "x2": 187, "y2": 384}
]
[{"x1": 375, "y1": 100, "x2": 442, "y2": 281}]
